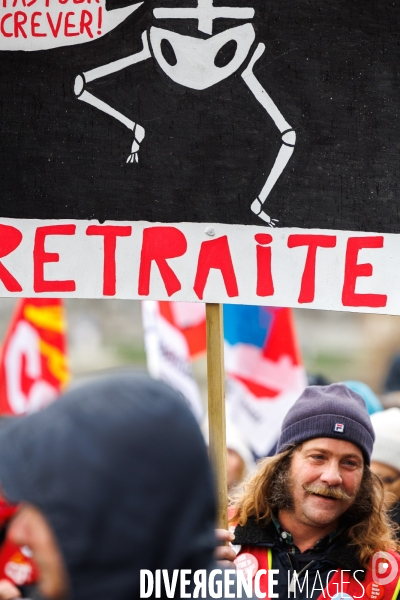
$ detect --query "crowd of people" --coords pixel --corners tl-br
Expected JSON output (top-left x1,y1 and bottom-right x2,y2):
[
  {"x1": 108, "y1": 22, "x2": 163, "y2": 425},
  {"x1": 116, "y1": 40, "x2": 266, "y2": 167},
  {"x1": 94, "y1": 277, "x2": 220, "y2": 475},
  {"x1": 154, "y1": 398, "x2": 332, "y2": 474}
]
[{"x1": 0, "y1": 370, "x2": 397, "y2": 599}]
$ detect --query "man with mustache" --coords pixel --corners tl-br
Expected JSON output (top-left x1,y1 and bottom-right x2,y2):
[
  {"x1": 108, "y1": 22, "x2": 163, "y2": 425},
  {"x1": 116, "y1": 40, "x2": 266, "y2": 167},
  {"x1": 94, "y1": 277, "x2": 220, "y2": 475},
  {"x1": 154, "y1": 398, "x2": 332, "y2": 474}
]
[{"x1": 230, "y1": 383, "x2": 400, "y2": 599}]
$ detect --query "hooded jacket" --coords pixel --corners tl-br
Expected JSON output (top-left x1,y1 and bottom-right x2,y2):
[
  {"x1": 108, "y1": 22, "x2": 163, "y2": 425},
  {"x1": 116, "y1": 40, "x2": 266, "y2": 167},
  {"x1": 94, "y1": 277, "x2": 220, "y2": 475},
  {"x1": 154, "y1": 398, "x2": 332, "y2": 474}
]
[{"x1": 0, "y1": 373, "x2": 217, "y2": 600}]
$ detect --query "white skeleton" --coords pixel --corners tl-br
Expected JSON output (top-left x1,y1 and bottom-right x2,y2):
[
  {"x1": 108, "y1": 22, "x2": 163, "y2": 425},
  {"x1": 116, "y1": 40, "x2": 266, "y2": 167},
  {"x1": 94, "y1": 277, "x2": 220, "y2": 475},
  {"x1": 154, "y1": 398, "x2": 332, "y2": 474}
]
[{"x1": 74, "y1": 0, "x2": 296, "y2": 226}]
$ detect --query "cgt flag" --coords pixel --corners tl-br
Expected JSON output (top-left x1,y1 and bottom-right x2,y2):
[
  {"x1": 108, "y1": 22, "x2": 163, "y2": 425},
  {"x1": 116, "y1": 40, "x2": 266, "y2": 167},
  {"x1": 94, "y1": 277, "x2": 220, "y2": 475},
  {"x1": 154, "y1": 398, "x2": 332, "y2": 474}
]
[
  {"x1": 0, "y1": 299, "x2": 70, "y2": 415},
  {"x1": 224, "y1": 305, "x2": 307, "y2": 457}
]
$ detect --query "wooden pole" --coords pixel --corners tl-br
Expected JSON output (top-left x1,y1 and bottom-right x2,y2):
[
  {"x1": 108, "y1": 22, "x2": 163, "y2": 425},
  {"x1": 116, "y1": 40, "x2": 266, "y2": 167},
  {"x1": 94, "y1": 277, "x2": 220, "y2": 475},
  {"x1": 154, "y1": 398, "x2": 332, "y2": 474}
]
[{"x1": 206, "y1": 303, "x2": 228, "y2": 529}]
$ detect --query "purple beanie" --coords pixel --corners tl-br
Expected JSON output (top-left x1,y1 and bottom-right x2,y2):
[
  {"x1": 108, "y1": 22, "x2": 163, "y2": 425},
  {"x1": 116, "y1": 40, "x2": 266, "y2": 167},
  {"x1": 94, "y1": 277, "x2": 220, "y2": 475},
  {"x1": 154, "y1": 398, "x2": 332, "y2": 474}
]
[{"x1": 276, "y1": 383, "x2": 375, "y2": 464}]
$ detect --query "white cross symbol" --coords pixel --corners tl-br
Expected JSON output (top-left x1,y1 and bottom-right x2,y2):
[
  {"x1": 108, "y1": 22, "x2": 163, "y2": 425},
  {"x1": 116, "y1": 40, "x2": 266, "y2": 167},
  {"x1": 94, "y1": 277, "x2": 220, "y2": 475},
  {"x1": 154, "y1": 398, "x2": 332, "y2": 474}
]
[{"x1": 153, "y1": 0, "x2": 255, "y2": 36}]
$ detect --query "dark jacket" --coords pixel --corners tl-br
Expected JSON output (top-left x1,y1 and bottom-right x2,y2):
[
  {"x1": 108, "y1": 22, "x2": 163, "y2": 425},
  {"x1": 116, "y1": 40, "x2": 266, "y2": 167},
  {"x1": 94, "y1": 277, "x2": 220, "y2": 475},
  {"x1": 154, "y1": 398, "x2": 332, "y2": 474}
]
[
  {"x1": 0, "y1": 373, "x2": 218, "y2": 600},
  {"x1": 234, "y1": 517, "x2": 367, "y2": 600}
]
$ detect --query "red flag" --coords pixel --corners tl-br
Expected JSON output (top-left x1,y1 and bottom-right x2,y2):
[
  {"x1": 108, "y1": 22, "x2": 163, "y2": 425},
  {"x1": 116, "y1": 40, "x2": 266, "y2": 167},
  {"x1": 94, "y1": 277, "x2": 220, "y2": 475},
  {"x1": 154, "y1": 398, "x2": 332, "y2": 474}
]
[
  {"x1": 0, "y1": 497, "x2": 39, "y2": 587},
  {"x1": 224, "y1": 305, "x2": 307, "y2": 456},
  {"x1": 158, "y1": 301, "x2": 206, "y2": 359},
  {"x1": 0, "y1": 299, "x2": 69, "y2": 415}
]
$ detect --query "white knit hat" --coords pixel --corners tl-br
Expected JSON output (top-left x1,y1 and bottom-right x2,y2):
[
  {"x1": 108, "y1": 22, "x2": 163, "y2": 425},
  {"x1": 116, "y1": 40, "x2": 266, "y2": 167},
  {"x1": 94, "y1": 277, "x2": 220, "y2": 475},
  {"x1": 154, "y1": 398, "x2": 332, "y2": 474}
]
[{"x1": 371, "y1": 408, "x2": 400, "y2": 471}]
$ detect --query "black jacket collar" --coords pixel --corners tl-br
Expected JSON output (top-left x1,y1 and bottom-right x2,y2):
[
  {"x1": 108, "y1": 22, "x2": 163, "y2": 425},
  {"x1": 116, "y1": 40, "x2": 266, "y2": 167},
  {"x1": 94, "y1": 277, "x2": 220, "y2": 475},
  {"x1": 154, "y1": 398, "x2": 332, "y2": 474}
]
[{"x1": 233, "y1": 517, "x2": 365, "y2": 579}]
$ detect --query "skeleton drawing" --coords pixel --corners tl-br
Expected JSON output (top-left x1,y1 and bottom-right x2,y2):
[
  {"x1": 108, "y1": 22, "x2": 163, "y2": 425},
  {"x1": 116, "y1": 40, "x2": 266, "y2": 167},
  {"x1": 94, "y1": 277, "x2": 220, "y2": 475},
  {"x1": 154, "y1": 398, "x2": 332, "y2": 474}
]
[{"x1": 74, "y1": 0, "x2": 296, "y2": 226}]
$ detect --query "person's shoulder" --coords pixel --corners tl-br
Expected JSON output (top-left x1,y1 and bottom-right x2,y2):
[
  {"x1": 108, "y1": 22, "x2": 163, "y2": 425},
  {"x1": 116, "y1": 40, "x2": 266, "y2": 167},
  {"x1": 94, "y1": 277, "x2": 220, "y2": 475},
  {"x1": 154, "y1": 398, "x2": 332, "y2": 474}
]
[{"x1": 233, "y1": 517, "x2": 275, "y2": 546}]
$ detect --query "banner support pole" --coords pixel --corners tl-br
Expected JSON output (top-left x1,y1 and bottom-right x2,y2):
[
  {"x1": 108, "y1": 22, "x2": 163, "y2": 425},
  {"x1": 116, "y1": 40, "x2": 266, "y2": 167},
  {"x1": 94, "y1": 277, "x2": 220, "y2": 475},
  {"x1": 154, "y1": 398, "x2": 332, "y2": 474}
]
[{"x1": 206, "y1": 302, "x2": 228, "y2": 529}]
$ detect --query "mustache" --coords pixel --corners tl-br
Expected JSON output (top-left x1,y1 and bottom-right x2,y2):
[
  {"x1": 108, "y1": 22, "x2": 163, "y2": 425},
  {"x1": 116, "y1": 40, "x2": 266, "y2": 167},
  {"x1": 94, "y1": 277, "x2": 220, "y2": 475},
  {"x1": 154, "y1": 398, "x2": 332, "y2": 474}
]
[{"x1": 302, "y1": 483, "x2": 354, "y2": 501}]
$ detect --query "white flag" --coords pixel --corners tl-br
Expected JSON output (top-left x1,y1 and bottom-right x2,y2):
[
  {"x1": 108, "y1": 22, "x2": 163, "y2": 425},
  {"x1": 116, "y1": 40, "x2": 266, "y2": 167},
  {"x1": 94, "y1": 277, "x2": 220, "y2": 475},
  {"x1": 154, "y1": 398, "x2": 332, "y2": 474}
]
[{"x1": 141, "y1": 301, "x2": 204, "y2": 422}]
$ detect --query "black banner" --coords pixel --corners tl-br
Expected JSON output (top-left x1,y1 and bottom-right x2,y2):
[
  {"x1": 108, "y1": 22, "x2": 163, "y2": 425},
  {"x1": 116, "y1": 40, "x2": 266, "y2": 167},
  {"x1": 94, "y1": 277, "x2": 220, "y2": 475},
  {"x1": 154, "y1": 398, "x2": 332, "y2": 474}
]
[{"x1": 1, "y1": 0, "x2": 399, "y2": 231}]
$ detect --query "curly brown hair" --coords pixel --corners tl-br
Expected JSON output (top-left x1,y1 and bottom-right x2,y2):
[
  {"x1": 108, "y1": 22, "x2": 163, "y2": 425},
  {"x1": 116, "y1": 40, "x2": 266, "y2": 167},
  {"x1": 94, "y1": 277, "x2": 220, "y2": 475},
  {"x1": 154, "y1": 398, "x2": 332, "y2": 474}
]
[{"x1": 229, "y1": 446, "x2": 399, "y2": 568}]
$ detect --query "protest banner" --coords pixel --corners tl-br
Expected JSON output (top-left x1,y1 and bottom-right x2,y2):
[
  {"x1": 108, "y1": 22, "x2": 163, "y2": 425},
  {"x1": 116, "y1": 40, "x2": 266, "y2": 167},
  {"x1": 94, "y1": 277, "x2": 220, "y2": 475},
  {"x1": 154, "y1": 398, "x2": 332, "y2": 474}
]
[
  {"x1": 2, "y1": 0, "x2": 399, "y2": 524},
  {"x1": 0, "y1": 221, "x2": 395, "y2": 314},
  {"x1": 0, "y1": 0, "x2": 399, "y2": 309}
]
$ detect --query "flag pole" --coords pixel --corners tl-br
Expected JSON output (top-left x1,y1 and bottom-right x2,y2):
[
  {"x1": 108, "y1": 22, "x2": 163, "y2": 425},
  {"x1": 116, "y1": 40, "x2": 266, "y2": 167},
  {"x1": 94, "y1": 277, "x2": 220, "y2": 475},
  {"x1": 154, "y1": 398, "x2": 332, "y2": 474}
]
[{"x1": 206, "y1": 303, "x2": 228, "y2": 529}]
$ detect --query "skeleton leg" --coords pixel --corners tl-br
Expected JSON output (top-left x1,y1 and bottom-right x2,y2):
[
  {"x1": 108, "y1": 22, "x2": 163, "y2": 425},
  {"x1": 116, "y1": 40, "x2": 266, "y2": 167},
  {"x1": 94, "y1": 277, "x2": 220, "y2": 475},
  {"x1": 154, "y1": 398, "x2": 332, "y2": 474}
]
[
  {"x1": 242, "y1": 43, "x2": 296, "y2": 226},
  {"x1": 74, "y1": 31, "x2": 151, "y2": 164}
]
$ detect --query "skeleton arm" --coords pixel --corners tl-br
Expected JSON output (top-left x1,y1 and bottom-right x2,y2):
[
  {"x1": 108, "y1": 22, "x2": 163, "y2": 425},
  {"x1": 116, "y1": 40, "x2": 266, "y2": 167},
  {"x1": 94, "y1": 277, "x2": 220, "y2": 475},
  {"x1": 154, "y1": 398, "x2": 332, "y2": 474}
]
[
  {"x1": 74, "y1": 31, "x2": 152, "y2": 163},
  {"x1": 241, "y1": 43, "x2": 296, "y2": 226}
]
